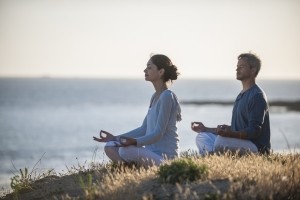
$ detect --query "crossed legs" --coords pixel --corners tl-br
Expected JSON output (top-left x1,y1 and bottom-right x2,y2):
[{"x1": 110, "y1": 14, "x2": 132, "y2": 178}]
[
  {"x1": 104, "y1": 141, "x2": 163, "y2": 168},
  {"x1": 195, "y1": 132, "x2": 258, "y2": 156}
]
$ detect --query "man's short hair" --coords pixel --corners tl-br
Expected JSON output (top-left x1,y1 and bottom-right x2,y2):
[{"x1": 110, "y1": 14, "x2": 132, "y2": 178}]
[{"x1": 238, "y1": 53, "x2": 261, "y2": 77}]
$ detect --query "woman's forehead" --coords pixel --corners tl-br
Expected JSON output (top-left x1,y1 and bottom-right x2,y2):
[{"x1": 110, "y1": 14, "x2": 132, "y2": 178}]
[{"x1": 147, "y1": 59, "x2": 154, "y2": 65}]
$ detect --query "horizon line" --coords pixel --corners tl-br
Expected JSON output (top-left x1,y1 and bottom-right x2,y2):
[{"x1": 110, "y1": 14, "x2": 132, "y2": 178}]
[{"x1": 0, "y1": 75, "x2": 299, "y2": 81}]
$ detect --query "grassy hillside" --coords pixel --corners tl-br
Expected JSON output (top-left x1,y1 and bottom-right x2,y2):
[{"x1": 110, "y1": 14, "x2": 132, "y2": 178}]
[{"x1": 1, "y1": 151, "x2": 299, "y2": 200}]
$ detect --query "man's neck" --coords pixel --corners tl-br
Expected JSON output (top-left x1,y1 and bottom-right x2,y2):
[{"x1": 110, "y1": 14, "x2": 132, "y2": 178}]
[{"x1": 241, "y1": 79, "x2": 256, "y2": 93}]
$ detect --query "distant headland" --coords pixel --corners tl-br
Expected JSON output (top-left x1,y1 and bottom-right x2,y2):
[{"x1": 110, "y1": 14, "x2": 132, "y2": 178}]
[{"x1": 180, "y1": 100, "x2": 300, "y2": 111}]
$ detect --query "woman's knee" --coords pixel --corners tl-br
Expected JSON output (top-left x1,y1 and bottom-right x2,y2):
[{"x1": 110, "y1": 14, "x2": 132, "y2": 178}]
[
  {"x1": 118, "y1": 146, "x2": 136, "y2": 161},
  {"x1": 104, "y1": 146, "x2": 116, "y2": 156}
]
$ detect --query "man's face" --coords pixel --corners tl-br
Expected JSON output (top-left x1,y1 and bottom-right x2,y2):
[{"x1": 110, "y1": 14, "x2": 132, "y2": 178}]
[{"x1": 236, "y1": 59, "x2": 253, "y2": 81}]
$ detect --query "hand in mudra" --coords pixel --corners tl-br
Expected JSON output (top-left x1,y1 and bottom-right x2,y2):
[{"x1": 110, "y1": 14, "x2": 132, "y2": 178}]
[
  {"x1": 191, "y1": 122, "x2": 206, "y2": 133},
  {"x1": 93, "y1": 130, "x2": 116, "y2": 143},
  {"x1": 216, "y1": 125, "x2": 231, "y2": 137},
  {"x1": 119, "y1": 136, "x2": 137, "y2": 146}
]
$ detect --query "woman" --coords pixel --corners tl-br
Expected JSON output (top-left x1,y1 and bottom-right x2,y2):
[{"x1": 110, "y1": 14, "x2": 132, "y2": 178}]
[{"x1": 93, "y1": 54, "x2": 181, "y2": 168}]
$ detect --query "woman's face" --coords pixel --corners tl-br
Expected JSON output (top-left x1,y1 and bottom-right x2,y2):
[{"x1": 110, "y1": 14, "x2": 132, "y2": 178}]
[{"x1": 144, "y1": 59, "x2": 163, "y2": 82}]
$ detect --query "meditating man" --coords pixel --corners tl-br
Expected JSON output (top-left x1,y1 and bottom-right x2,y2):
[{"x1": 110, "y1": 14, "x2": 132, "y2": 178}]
[{"x1": 191, "y1": 53, "x2": 271, "y2": 156}]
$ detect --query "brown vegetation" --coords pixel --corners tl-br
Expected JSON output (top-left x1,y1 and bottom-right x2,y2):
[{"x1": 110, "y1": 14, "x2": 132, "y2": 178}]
[{"x1": 1, "y1": 152, "x2": 299, "y2": 200}]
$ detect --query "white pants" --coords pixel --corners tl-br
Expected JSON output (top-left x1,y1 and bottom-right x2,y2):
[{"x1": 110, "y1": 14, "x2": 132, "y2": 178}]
[
  {"x1": 104, "y1": 141, "x2": 163, "y2": 168},
  {"x1": 195, "y1": 132, "x2": 258, "y2": 156},
  {"x1": 196, "y1": 132, "x2": 217, "y2": 156}
]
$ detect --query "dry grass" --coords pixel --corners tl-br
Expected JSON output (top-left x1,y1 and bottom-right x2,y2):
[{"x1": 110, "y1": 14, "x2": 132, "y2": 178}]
[{"x1": 1, "y1": 151, "x2": 299, "y2": 200}]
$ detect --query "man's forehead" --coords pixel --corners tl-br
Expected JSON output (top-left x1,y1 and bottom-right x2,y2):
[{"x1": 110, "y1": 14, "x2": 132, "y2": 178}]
[{"x1": 237, "y1": 59, "x2": 249, "y2": 65}]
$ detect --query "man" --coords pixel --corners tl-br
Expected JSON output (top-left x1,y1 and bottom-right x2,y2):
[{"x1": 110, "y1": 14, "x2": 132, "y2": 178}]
[{"x1": 191, "y1": 53, "x2": 271, "y2": 156}]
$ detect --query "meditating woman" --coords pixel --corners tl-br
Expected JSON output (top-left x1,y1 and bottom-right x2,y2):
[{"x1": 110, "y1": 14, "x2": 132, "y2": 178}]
[{"x1": 93, "y1": 54, "x2": 182, "y2": 168}]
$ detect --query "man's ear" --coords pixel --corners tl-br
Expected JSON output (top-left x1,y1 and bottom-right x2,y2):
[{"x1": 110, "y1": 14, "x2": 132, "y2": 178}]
[{"x1": 250, "y1": 67, "x2": 257, "y2": 76}]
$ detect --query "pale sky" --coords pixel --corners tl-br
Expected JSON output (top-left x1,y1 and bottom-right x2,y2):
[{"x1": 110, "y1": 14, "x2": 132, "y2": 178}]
[{"x1": 0, "y1": 0, "x2": 299, "y2": 79}]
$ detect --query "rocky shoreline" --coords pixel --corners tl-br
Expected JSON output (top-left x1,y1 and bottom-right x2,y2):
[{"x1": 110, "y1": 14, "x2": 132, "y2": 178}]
[{"x1": 181, "y1": 100, "x2": 300, "y2": 111}]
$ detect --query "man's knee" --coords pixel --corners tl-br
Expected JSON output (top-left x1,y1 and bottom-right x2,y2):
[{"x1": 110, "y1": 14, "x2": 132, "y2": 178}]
[
  {"x1": 196, "y1": 132, "x2": 216, "y2": 146},
  {"x1": 195, "y1": 132, "x2": 216, "y2": 156}
]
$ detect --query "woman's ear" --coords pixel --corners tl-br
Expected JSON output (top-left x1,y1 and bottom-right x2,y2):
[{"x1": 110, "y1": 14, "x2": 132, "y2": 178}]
[{"x1": 159, "y1": 68, "x2": 165, "y2": 76}]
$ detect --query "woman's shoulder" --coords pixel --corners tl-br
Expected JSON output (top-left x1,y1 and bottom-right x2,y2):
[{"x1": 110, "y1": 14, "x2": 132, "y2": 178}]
[
  {"x1": 161, "y1": 89, "x2": 173, "y2": 97},
  {"x1": 160, "y1": 90, "x2": 178, "y2": 100}
]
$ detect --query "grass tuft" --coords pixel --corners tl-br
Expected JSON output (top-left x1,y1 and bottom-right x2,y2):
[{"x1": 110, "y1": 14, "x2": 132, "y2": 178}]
[{"x1": 157, "y1": 157, "x2": 208, "y2": 184}]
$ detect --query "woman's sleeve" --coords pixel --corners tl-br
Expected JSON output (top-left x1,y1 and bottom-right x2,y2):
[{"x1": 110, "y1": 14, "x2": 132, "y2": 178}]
[
  {"x1": 117, "y1": 116, "x2": 147, "y2": 139},
  {"x1": 136, "y1": 91, "x2": 174, "y2": 146}
]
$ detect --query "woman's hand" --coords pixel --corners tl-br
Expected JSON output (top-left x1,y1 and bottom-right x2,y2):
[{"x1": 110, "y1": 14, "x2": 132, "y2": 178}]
[
  {"x1": 93, "y1": 130, "x2": 116, "y2": 143},
  {"x1": 191, "y1": 122, "x2": 206, "y2": 133},
  {"x1": 119, "y1": 136, "x2": 137, "y2": 146}
]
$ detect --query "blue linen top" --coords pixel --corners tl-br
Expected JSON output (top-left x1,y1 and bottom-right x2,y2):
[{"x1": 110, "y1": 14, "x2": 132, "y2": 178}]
[
  {"x1": 119, "y1": 89, "x2": 181, "y2": 158},
  {"x1": 231, "y1": 84, "x2": 271, "y2": 153}
]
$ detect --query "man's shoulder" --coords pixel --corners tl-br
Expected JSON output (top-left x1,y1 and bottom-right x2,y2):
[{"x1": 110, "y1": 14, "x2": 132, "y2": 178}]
[
  {"x1": 250, "y1": 84, "x2": 266, "y2": 96},
  {"x1": 241, "y1": 85, "x2": 267, "y2": 102},
  {"x1": 249, "y1": 85, "x2": 268, "y2": 103}
]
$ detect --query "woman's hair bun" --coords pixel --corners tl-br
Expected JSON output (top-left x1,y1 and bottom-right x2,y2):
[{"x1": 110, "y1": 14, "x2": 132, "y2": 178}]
[{"x1": 150, "y1": 54, "x2": 180, "y2": 82}]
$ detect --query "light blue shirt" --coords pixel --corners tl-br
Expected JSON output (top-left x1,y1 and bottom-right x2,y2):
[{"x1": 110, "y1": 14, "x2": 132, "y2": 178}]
[{"x1": 119, "y1": 89, "x2": 181, "y2": 158}]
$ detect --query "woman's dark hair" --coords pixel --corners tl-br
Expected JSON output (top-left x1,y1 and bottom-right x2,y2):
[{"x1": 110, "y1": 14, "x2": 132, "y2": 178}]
[{"x1": 150, "y1": 54, "x2": 180, "y2": 82}]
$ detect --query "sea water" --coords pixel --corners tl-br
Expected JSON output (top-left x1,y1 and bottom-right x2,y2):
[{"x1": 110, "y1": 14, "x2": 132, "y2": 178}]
[{"x1": 0, "y1": 78, "x2": 300, "y2": 191}]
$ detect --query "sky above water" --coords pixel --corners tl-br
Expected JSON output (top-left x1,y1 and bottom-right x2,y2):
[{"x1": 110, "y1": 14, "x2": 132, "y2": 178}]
[{"x1": 0, "y1": 0, "x2": 299, "y2": 79}]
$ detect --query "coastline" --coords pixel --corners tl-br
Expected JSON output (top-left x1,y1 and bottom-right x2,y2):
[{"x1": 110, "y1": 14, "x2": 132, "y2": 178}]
[{"x1": 181, "y1": 100, "x2": 300, "y2": 111}]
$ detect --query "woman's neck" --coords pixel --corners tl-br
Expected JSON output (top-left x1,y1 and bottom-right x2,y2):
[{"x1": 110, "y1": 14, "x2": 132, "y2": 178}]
[
  {"x1": 153, "y1": 81, "x2": 168, "y2": 94},
  {"x1": 149, "y1": 81, "x2": 168, "y2": 108}
]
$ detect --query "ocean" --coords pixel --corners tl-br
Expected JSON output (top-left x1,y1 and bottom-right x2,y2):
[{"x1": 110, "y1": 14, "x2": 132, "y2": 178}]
[{"x1": 0, "y1": 78, "x2": 300, "y2": 191}]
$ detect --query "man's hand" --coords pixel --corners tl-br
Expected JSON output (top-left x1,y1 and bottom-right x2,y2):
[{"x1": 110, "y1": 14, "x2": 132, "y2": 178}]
[
  {"x1": 216, "y1": 125, "x2": 231, "y2": 137},
  {"x1": 191, "y1": 122, "x2": 206, "y2": 133}
]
